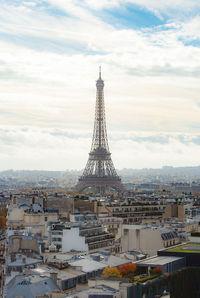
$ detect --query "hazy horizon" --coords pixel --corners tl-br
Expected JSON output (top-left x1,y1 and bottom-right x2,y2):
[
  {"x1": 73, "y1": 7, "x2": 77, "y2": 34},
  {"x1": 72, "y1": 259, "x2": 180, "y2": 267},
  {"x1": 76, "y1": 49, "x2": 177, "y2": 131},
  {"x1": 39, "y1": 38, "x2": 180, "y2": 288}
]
[
  {"x1": 1, "y1": 1, "x2": 200, "y2": 170},
  {"x1": 1, "y1": 165, "x2": 200, "y2": 172}
]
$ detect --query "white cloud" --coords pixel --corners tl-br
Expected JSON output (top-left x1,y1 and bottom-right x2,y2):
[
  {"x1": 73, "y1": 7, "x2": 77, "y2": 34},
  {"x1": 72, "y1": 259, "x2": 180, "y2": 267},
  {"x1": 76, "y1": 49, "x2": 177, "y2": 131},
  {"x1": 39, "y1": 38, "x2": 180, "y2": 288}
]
[
  {"x1": 0, "y1": 127, "x2": 200, "y2": 170},
  {"x1": 84, "y1": 0, "x2": 120, "y2": 10},
  {"x1": 0, "y1": 0, "x2": 200, "y2": 169}
]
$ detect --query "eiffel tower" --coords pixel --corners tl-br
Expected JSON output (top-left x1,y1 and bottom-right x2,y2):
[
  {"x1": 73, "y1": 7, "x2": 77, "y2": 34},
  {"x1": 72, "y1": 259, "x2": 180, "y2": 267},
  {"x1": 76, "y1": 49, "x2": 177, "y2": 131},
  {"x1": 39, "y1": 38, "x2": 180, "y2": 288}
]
[{"x1": 75, "y1": 67, "x2": 123, "y2": 194}]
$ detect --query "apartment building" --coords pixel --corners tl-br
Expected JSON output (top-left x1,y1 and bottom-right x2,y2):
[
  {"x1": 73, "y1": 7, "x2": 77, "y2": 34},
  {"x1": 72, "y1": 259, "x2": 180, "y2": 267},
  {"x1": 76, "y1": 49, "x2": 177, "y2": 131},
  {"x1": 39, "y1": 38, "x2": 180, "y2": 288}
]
[
  {"x1": 97, "y1": 203, "x2": 165, "y2": 225},
  {"x1": 49, "y1": 222, "x2": 118, "y2": 254},
  {"x1": 98, "y1": 216, "x2": 123, "y2": 235}
]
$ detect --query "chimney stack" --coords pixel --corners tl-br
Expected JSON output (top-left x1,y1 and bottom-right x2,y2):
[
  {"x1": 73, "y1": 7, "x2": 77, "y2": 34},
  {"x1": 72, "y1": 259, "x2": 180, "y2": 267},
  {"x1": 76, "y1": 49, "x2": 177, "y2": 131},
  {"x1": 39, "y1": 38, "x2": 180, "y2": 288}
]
[
  {"x1": 22, "y1": 257, "x2": 26, "y2": 264},
  {"x1": 10, "y1": 253, "x2": 16, "y2": 262},
  {"x1": 50, "y1": 272, "x2": 58, "y2": 285}
]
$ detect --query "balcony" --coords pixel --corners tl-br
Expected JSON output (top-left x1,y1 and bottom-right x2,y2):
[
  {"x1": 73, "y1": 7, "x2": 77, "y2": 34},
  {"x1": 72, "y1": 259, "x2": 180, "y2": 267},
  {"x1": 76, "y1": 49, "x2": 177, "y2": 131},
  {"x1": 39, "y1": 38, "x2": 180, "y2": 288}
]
[
  {"x1": 113, "y1": 211, "x2": 163, "y2": 218},
  {"x1": 80, "y1": 225, "x2": 102, "y2": 231},
  {"x1": 88, "y1": 241, "x2": 116, "y2": 251},
  {"x1": 85, "y1": 233, "x2": 115, "y2": 244}
]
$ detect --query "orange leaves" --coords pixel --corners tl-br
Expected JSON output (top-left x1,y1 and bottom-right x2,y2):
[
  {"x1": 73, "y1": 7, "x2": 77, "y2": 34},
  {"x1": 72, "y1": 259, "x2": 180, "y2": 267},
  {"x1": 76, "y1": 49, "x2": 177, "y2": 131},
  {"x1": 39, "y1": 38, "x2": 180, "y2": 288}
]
[
  {"x1": 153, "y1": 266, "x2": 162, "y2": 274},
  {"x1": 119, "y1": 263, "x2": 136, "y2": 277},
  {"x1": 103, "y1": 263, "x2": 137, "y2": 280},
  {"x1": 0, "y1": 215, "x2": 6, "y2": 230}
]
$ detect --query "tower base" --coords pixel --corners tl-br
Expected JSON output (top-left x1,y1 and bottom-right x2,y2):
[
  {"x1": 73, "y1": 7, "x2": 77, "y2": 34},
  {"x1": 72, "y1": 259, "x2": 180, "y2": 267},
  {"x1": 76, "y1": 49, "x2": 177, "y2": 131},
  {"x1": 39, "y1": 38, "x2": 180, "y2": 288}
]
[{"x1": 75, "y1": 176, "x2": 123, "y2": 194}]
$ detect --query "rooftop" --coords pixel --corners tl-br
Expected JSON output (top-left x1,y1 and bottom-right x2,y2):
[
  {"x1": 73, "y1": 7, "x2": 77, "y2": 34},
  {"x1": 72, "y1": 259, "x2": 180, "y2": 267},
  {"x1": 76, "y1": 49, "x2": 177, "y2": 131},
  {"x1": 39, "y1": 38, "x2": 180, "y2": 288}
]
[
  {"x1": 135, "y1": 255, "x2": 184, "y2": 266},
  {"x1": 167, "y1": 243, "x2": 200, "y2": 253},
  {"x1": 99, "y1": 254, "x2": 130, "y2": 267},
  {"x1": 7, "y1": 254, "x2": 42, "y2": 267},
  {"x1": 32, "y1": 264, "x2": 83, "y2": 280},
  {"x1": 68, "y1": 258, "x2": 107, "y2": 273},
  {"x1": 4, "y1": 274, "x2": 59, "y2": 298}
]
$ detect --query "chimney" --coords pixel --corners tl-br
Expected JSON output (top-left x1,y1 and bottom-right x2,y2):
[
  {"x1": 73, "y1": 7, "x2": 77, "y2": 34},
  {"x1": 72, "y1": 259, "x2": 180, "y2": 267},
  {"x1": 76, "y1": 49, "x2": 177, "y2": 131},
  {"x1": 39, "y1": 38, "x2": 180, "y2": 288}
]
[
  {"x1": 13, "y1": 197, "x2": 16, "y2": 205},
  {"x1": 50, "y1": 272, "x2": 58, "y2": 284},
  {"x1": 10, "y1": 253, "x2": 16, "y2": 262},
  {"x1": 43, "y1": 197, "x2": 47, "y2": 211},
  {"x1": 22, "y1": 257, "x2": 26, "y2": 264}
]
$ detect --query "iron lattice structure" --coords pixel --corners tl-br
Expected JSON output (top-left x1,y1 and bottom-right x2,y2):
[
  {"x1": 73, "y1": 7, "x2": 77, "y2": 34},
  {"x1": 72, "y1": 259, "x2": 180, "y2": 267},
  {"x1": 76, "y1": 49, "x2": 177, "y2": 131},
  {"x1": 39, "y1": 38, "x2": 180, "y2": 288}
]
[{"x1": 76, "y1": 68, "x2": 123, "y2": 194}]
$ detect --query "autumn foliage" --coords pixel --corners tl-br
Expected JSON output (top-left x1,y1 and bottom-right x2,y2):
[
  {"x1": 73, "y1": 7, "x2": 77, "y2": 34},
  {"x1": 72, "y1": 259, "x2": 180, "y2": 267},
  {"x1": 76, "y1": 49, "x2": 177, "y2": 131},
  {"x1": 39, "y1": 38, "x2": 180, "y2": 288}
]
[
  {"x1": 103, "y1": 267, "x2": 122, "y2": 278},
  {"x1": 119, "y1": 263, "x2": 136, "y2": 278},
  {"x1": 0, "y1": 208, "x2": 7, "y2": 230},
  {"x1": 103, "y1": 263, "x2": 137, "y2": 281},
  {"x1": 153, "y1": 266, "x2": 162, "y2": 274},
  {"x1": 0, "y1": 216, "x2": 6, "y2": 230},
  {"x1": 0, "y1": 208, "x2": 7, "y2": 217}
]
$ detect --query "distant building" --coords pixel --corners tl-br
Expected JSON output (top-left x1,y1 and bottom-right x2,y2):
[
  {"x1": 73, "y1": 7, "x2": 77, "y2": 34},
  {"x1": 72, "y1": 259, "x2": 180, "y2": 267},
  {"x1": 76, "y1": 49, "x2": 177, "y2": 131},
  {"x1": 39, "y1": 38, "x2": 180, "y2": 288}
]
[
  {"x1": 7, "y1": 197, "x2": 58, "y2": 235},
  {"x1": 97, "y1": 203, "x2": 165, "y2": 225},
  {"x1": 98, "y1": 216, "x2": 123, "y2": 235},
  {"x1": 163, "y1": 204, "x2": 186, "y2": 220},
  {"x1": 45, "y1": 194, "x2": 74, "y2": 219},
  {"x1": 7, "y1": 230, "x2": 44, "y2": 256}
]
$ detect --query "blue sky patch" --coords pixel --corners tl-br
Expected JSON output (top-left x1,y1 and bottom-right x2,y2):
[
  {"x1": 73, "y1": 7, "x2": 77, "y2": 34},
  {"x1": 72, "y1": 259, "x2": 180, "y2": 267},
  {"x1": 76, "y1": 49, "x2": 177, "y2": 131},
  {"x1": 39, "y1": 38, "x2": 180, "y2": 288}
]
[
  {"x1": 96, "y1": 3, "x2": 166, "y2": 30},
  {"x1": 179, "y1": 37, "x2": 200, "y2": 47}
]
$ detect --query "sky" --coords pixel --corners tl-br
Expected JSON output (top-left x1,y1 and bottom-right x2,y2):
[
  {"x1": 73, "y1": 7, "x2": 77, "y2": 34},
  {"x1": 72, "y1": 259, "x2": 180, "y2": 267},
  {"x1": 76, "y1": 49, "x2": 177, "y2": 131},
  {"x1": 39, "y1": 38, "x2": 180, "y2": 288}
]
[{"x1": 0, "y1": 0, "x2": 200, "y2": 170}]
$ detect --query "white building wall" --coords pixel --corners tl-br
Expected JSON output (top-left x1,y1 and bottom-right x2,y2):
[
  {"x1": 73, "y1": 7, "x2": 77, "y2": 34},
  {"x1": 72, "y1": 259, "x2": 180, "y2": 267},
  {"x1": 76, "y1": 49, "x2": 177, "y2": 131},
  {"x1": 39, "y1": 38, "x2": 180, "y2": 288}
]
[{"x1": 62, "y1": 228, "x2": 89, "y2": 253}]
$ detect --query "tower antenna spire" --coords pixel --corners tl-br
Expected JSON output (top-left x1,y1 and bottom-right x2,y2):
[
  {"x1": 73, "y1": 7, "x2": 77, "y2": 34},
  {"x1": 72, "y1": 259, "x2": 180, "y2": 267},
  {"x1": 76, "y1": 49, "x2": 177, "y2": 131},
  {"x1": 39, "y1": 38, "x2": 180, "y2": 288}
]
[{"x1": 99, "y1": 66, "x2": 101, "y2": 79}]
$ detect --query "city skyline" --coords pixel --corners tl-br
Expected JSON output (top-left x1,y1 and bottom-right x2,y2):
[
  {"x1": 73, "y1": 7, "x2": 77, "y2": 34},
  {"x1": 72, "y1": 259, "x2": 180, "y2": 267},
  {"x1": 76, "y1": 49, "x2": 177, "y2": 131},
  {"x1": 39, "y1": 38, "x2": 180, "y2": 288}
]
[{"x1": 0, "y1": 1, "x2": 200, "y2": 170}]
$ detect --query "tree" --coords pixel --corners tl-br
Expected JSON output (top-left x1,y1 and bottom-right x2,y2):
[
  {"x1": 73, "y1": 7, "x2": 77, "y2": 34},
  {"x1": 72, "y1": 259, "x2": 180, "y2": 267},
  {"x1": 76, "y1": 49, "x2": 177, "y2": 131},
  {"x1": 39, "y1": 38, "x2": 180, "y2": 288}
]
[
  {"x1": 153, "y1": 266, "x2": 162, "y2": 274},
  {"x1": 0, "y1": 208, "x2": 7, "y2": 217},
  {"x1": 0, "y1": 216, "x2": 6, "y2": 230},
  {"x1": 119, "y1": 263, "x2": 136, "y2": 278},
  {"x1": 103, "y1": 267, "x2": 122, "y2": 278}
]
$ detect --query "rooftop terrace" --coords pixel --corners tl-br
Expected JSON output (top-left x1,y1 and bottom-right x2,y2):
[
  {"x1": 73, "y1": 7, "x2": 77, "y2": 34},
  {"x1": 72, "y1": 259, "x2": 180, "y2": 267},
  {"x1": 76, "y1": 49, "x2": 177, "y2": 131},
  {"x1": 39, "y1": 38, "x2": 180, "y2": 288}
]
[{"x1": 167, "y1": 243, "x2": 200, "y2": 253}]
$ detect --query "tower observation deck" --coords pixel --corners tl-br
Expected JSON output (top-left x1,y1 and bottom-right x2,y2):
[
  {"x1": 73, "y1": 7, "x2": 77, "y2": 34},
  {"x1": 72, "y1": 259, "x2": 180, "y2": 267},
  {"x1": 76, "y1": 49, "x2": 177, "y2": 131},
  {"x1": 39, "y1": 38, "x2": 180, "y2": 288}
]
[{"x1": 75, "y1": 68, "x2": 123, "y2": 194}]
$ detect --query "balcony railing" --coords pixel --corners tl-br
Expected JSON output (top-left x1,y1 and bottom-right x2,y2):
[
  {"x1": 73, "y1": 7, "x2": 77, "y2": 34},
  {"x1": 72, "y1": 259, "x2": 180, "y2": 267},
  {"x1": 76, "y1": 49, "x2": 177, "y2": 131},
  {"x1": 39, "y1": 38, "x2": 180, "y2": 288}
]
[
  {"x1": 85, "y1": 234, "x2": 115, "y2": 244},
  {"x1": 88, "y1": 241, "x2": 115, "y2": 250},
  {"x1": 113, "y1": 211, "x2": 163, "y2": 218}
]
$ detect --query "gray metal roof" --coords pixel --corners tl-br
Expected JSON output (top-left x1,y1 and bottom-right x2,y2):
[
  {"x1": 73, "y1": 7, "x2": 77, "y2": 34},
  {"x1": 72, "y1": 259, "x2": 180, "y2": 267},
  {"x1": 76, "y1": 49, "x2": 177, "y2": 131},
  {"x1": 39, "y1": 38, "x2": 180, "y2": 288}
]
[
  {"x1": 32, "y1": 265, "x2": 81, "y2": 280},
  {"x1": 69, "y1": 258, "x2": 107, "y2": 273},
  {"x1": 135, "y1": 256, "x2": 184, "y2": 267},
  {"x1": 5, "y1": 274, "x2": 59, "y2": 298},
  {"x1": 7, "y1": 254, "x2": 42, "y2": 267},
  {"x1": 100, "y1": 255, "x2": 130, "y2": 267}
]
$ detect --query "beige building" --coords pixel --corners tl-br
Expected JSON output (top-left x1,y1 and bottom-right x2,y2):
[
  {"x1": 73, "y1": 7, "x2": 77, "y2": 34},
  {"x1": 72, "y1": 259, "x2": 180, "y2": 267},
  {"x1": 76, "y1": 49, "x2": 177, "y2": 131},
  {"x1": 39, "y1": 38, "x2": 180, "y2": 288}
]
[
  {"x1": 24, "y1": 212, "x2": 58, "y2": 235},
  {"x1": 163, "y1": 204, "x2": 186, "y2": 220},
  {"x1": 8, "y1": 232, "x2": 40, "y2": 256},
  {"x1": 98, "y1": 216, "x2": 123, "y2": 236},
  {"x1": 96, "y1": 204, "x2": 165, "y2": 225},
  {"x1": 164, "y1": 220, "x2": 198, "y2": 234},
  {"x1": 120, "y1": 224, "x2": 180, "y2": 257},
  {"x1": 45, "y1": 195, "x2": 74, "y2": 219},
  {"x1": 8, "y1": 202, "x2": 58, "y2": 235}
]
